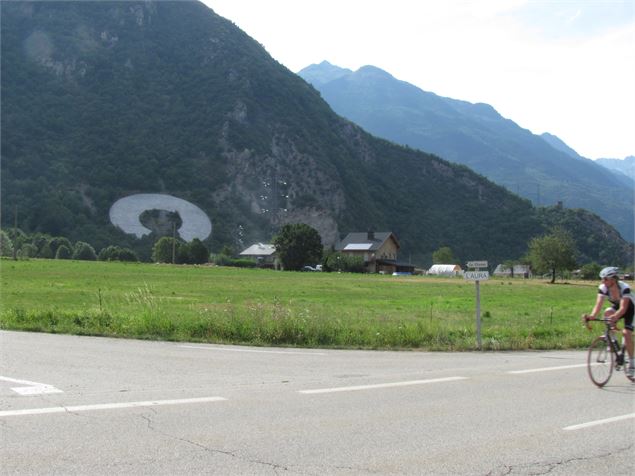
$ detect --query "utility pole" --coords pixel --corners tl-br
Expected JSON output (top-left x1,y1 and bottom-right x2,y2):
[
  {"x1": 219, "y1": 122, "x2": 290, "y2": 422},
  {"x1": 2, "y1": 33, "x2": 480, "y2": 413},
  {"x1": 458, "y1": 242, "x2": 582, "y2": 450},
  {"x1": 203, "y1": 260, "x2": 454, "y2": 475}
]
[
  {"x1": 171, "y1": 222, "x2": 176, "y2": 264},
  {"x1": 13, "y1": 205, "x2": 18, "y2": 261}
]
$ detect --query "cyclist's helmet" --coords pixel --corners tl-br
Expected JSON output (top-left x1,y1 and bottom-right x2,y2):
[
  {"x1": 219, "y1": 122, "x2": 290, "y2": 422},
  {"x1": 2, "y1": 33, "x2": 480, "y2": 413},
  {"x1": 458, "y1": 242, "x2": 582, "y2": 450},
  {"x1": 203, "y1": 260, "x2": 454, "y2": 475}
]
[{"x1": 599, "y1": 266, "x2": 619, "y2": 279}]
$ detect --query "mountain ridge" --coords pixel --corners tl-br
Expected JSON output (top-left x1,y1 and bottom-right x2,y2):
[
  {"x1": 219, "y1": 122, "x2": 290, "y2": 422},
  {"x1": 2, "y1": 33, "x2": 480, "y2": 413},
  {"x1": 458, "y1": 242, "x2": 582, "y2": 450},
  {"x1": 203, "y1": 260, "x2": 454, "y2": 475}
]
[
  {"x1": 1, "y1": 2, "x2": 631, "y2": 266},
  {"x1": 298, "y1": 61, "x2": 634, "y2": 242}
]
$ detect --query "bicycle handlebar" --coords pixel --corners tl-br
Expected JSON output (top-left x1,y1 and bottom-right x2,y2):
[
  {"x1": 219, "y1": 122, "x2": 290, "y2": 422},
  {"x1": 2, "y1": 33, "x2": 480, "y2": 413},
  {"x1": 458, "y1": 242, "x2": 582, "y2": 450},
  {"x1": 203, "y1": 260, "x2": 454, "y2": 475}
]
[{"x1": 581, "y1": 314, "x2": 617, "y2": 331}]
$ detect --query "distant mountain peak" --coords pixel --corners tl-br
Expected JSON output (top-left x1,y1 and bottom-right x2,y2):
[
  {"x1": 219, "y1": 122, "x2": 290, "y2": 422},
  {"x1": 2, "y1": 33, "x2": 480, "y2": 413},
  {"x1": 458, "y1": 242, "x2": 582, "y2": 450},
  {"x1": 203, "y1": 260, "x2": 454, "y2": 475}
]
[
  {"x1": 355, "y1": 65, "x2": 392, "y2": 76},
  {"x1": 298, "y1": 60, "x2": 634, "y2": 242},
  {"x1": 297, "y1": 61, "x2": 351, "y2": 86}
]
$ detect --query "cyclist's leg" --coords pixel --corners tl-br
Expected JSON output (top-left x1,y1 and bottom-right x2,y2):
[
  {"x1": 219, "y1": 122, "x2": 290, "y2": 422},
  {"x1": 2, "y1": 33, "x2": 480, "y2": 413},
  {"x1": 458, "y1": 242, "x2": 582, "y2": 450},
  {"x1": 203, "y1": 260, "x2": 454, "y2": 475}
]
[{"x1": 623, "y1": 304, "x2": 634, "y2": 362}]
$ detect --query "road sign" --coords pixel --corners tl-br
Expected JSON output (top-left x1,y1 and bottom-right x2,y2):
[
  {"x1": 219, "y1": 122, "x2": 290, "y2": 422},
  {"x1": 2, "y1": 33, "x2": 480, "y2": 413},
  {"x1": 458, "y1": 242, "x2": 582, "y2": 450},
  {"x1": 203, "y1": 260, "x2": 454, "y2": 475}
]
[
  {"x1": 464, "y1": 271, "x2": 489, "y2": 281},
  {"x1": 467, "y1": 261, "x2": 488, "y2": 269}
]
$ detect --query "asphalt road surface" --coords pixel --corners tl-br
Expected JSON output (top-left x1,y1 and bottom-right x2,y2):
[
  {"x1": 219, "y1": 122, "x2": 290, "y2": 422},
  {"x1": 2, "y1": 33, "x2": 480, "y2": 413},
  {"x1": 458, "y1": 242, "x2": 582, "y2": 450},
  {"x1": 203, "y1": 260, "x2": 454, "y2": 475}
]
[{"x1": 1, "y1": 330, "x2": 633, "y2": 475}]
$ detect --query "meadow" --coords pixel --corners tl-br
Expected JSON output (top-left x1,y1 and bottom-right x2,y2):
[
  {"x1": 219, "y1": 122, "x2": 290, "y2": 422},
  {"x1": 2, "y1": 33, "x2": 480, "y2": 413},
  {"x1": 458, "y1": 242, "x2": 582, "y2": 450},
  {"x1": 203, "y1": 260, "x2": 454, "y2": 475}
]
[{"x1": 0, "y1": 259, "x2": 602, "y2": 351}]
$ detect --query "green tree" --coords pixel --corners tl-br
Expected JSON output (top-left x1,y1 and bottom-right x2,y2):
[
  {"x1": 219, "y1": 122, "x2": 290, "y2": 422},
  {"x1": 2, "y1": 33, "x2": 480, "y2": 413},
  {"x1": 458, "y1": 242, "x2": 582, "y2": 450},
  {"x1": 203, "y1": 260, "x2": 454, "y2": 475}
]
[
  {"x1": 342, "y1": 254, "x2": 365, "y2": 273},
  {"x1": 219, "y1": 245, "x2": 235, "y2": 257},
  {"x1": 99, "y1": 245, "x2": 139, "y2": 262},
  {"x1": 152, "y1": 237, "x2": 182, "y2": 263},
  {"x1": 72, "y1": 241, "x2": 97, "y2": 261},
  {"x1": 184, "y1": 238, "x2": 209, "y2": 264},
  {"x1": 0, "y1": 230, "x2": 14, "y2": 257},
  {"x1": 432, "y1": 246, "x2": 456, "y2": 264},
  {"x1": 272, "y1": 223, "x2": 322, "y2": 271},
  {"x1": 323, "y1": 251, "x2": 365, "y2": 273},
  {"x1": 580, "y1": 262, "x2": 602, "y2": 280},
  {"x1": 527, "y1": 228, "x2": 577, "y2": 283},
  {"x1": 49, "y1": 236, "x2": 73, "y2": 256},
  {"x1": 38, "y1": 242, "x2": 54, "y2": 259},
  {"x1": 55, "y1": 245, "x2": 72, "y2": 260},
  {"x1": 20, "y1": 243, "x2": 38, "y2": 259}
]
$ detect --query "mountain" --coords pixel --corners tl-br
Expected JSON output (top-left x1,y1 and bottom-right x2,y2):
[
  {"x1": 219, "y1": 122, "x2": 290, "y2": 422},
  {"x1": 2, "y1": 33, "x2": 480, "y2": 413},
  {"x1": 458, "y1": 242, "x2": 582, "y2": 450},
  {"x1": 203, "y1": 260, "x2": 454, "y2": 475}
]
[
  {"x1": 1, "y1": 2, "x2": 631, "y2": 267},
  {"x1": 298, "y1": 62, "x2": 634, "y2": 242},
  {"x1": 595, "y1": 156, "x2": 635, "y2": 183},
  {"x1": 540, "y1": 133, "x2": 583, "y2": 160},
  {"x1": 542, "y1": 134, "x2": 633, "y2": 187}
]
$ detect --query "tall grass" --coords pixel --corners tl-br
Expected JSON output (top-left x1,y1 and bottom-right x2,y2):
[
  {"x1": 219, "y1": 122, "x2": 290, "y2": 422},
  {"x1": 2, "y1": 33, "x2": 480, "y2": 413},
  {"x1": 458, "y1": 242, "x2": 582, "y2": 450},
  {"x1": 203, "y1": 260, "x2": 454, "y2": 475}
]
[{"x1": 0, "y1": 259, "x2": 601, "y2": 350}]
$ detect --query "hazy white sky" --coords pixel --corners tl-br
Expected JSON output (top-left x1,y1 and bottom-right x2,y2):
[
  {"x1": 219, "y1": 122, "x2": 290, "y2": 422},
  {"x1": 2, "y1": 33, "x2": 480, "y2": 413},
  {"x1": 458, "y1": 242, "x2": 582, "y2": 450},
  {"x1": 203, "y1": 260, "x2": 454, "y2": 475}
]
[{"x1": 202, "y1": 0, "x2": 634, "y2": 160}]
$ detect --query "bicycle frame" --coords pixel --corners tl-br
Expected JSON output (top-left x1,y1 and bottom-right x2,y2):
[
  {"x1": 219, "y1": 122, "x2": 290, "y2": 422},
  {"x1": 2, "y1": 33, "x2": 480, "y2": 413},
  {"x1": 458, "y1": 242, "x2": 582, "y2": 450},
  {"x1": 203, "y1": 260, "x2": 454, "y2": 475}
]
[{"x1": 583, "y1": 315, "x2": 634, "y2": 387}]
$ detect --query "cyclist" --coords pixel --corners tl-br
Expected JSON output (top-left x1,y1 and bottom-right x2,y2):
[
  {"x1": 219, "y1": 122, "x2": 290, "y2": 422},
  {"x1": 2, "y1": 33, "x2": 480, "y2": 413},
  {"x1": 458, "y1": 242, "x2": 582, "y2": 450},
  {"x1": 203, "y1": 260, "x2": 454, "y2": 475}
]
[{"x1": 586, "y1": 267, "x2": 634, "y2": 377}]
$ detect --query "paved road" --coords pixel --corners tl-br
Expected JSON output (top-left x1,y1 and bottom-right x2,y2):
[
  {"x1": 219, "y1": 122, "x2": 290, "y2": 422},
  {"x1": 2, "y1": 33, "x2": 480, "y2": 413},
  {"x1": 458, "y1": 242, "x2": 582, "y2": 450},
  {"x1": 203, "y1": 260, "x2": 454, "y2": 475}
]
[{"x1": 1, "y1": 330, "x2": 633, "y2": 475}]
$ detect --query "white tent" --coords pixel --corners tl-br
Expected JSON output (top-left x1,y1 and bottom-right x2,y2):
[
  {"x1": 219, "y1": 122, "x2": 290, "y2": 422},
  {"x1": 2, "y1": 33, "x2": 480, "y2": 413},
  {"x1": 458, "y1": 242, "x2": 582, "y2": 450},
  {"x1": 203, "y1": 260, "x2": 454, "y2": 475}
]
[{"x1": 427, "y1": 264, "x2": 462, "y2": 276}]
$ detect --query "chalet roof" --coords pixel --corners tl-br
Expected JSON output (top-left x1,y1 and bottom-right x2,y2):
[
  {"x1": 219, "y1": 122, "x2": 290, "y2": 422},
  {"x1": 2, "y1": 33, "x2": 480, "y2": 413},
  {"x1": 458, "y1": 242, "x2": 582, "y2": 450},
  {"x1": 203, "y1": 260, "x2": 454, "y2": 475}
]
[
  {"x1": 239, "y1": 243, "x2": 276, "y2": 257},
  {"x1": 335, "y1": 232, "x2": 399, "y2": 252}
]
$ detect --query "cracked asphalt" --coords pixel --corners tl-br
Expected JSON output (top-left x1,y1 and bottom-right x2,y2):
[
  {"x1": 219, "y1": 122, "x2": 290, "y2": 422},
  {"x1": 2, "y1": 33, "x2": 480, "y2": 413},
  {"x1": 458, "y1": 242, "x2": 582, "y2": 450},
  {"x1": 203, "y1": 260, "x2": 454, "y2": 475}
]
[{"x1": 1, "y1": 330, "x2": 634, "y2": 475}]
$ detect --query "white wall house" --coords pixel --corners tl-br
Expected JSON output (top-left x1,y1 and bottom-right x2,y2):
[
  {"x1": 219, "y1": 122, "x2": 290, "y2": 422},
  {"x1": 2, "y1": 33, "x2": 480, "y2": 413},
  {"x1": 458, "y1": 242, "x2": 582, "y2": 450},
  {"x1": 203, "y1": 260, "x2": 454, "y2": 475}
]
[{"x1": 427, "y1": 264, "x2": 462, "y2": 276}]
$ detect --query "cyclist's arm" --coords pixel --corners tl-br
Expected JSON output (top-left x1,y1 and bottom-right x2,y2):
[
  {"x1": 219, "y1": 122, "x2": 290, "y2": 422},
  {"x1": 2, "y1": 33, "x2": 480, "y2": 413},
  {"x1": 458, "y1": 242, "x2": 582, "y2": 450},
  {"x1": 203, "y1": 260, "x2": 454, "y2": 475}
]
[{"x1": 588, "y1": 293, "x2": 606, "y2": 319}]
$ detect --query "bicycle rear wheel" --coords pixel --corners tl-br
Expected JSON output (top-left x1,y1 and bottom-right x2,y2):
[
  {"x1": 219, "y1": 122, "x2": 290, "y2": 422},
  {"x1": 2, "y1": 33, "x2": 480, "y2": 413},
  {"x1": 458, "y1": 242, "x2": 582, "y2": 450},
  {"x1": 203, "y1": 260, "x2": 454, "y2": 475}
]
[{"x1": 587, "y1": 337, "x2": 614, "y2": 387}]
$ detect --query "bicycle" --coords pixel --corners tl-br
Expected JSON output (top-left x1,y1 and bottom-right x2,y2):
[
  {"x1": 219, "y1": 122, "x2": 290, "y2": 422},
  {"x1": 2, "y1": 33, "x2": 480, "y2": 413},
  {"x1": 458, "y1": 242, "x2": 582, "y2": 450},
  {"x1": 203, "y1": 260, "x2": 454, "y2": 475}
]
[{"x1": 583, "y1": 315, "x2": 635, "y2": 387}]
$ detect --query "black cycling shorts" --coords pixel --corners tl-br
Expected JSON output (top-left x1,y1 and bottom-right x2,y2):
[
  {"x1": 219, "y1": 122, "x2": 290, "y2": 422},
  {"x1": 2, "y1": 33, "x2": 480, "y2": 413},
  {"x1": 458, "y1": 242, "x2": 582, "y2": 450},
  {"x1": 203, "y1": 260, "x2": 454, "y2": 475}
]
[{"x1": 613, "y1": 299, "x2": 634, "y2": 331}]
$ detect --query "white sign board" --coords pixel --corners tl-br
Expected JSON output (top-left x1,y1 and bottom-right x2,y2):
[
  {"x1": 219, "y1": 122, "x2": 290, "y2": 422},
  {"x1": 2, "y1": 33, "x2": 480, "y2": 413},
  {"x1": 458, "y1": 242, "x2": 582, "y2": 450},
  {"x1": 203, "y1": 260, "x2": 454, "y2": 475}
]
[
  {"x1": 464, "y1": 271, "x2": 490, "y2": 281},
  {"x1": 467, "y1": 261, "x2": 488, "y2": 269}
]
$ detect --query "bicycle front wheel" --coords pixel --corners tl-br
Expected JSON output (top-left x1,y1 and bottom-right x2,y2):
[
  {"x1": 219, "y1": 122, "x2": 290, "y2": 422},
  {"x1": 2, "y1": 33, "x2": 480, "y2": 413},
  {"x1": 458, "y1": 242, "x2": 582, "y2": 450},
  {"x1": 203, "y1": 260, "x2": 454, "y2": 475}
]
[{"x1": 587, "y1": 337, "x2": 614, "y2": 387}]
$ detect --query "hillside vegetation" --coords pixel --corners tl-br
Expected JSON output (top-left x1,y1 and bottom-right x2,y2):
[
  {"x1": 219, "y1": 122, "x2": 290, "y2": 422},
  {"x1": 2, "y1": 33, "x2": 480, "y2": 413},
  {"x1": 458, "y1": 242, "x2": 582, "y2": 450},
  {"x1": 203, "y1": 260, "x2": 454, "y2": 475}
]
[
  {"x1": 298, "y1": 62, "x2": 634, "y2": 242},
  {"x1": 1, "y1": 1, "x2": 631, "y2": 267}
]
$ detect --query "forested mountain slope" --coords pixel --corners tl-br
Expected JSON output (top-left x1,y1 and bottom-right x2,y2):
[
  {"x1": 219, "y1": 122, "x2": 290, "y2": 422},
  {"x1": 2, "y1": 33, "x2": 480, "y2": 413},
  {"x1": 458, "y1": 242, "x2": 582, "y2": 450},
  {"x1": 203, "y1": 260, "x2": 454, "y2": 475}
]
[
  {"x1": 1, "y1": 1, "x2": 631, "y2": 266},
  {"x1": 299, "y1": 62, "x2": 634, "y2": 242}
]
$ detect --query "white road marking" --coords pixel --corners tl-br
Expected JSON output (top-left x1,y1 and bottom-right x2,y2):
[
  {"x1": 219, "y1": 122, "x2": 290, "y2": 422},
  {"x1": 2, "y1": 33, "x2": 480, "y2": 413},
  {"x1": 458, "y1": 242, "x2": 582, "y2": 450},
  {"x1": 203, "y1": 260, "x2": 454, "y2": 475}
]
[
  {"x1": 0, "y1": 396, "x2": 227, "y2": 418},
  {"x1": 0, "y1": 375, "x2": 63, "y2": 395},
  {"x1": 299, "y1": 376, "x2": 468, "y2": 394},
  {"x1": 507, "y1": 364, "x2": 588, "y2": 374},
  {"x1": 180, "y1": 345, "x2": 327, "y2": 355},
  {"x1": 563, "y1": 413, "x2": 635, "y2": 431}
]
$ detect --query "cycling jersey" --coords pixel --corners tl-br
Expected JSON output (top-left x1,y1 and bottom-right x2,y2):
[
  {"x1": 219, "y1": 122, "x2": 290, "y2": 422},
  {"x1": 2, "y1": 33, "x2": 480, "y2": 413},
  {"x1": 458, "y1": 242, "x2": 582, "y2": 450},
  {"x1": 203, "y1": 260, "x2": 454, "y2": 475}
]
[{"x1": 598, "y1": 280, "x2": 634, "y2": 330}]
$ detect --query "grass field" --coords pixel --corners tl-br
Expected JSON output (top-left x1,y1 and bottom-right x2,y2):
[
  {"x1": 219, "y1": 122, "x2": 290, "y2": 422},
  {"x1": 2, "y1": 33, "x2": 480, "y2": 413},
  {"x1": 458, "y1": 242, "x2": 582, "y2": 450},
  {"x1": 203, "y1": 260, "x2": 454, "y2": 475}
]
[{"x1": 0, "y1": 258, "x2": 604, "y2": 350}]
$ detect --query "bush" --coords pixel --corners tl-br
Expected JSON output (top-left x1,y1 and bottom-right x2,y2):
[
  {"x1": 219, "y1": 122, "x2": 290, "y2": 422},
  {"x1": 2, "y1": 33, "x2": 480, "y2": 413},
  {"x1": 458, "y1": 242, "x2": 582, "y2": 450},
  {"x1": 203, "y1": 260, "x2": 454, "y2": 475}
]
[
  {"x1": 211, "y1": 254, "x2": 256, "y2": 268},
  {"x1": 38, "y1": 242, "x2": 53, "y2": 259},
  {"x1": 184, "y1": 239, "x2": 209, "y2": 264},
  {"x1": 99, "y1": 245, "x2": 139, "y2": 262},
  {"x1": 6, "y1": 228, "x2": 28, "y2": 250},
  {"x1": 0, "y1": 230, "x2": 14, "y2": 257},
  {"x1": 20, "y1": 243, "x2": 38, "y2": 258},
  {"x1": 55, "y1": 245, "x2": 72, "y2": 260},
  {"x1": 580, "y1": 262, "x2": 602, "y2": 280},
  {"x1": 72, "y1": 241, "x2": 97, "y2": 261},
  {"x1": 49, "y1": 237, "x2": 73, "y2": 256},
  {"x1": 324, "y1": 252, "x2": 365, "y2": 273}
]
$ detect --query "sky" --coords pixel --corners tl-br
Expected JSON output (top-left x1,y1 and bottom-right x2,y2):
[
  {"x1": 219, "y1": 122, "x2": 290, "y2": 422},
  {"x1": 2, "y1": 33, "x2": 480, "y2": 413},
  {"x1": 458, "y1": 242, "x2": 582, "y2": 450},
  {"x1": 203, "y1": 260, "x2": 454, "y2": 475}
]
[{"x1": 202, "y1": 0, "x2": 635, "y2": 160}]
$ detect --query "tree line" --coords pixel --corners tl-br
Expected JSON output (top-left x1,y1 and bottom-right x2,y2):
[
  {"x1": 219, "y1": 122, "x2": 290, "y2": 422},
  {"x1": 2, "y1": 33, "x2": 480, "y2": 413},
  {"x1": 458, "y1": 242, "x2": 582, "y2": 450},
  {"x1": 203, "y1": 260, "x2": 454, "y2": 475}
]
[
  {"x1": 0, "y1": 228, "x2": 210, "y2": 265},
  {"x1": 1, "y1": 224, "x2": 630, "y2": 281}
]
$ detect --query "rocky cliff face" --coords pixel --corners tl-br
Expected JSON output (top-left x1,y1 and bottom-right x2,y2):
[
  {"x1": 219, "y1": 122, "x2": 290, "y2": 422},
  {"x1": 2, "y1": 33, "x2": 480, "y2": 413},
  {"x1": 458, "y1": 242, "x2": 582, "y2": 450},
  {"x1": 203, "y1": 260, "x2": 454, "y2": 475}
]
[{"x1": 2, "y1": 1, "x2": 631, "y2": 266}]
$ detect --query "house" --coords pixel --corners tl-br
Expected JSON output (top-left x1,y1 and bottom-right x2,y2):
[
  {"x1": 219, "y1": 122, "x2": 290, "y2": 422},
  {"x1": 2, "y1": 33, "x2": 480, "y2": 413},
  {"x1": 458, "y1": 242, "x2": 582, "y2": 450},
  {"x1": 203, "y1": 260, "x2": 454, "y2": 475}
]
[
  {"x1": 427, "y1": 264, "x2": 462, "y2": 276},
  {"x1": 493, "y1": 264, "x2": 532, "y2": 278},
  {"x1": 335, "y1": 231, "x2": 404, "y2": 274},
  {"x1": 239, "y1": 243, "x2": 279, "y2": 269}
]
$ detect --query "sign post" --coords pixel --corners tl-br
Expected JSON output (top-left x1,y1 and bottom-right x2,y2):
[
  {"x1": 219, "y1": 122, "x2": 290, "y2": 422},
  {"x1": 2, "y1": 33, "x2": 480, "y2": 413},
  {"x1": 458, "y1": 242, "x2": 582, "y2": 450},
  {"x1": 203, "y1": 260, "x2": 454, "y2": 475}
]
[{"x1": 464, "y1": 261, "x2": 489, "y2": 350}]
